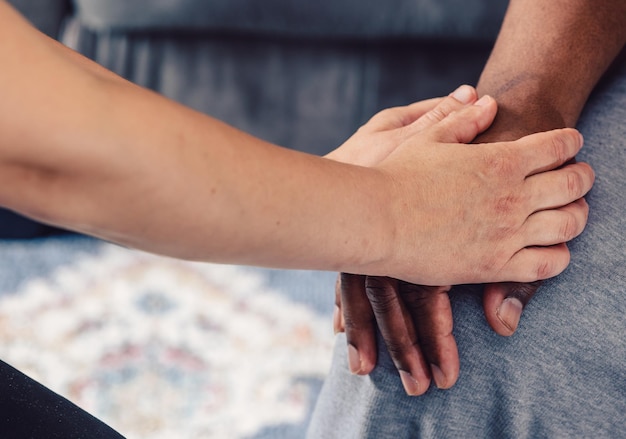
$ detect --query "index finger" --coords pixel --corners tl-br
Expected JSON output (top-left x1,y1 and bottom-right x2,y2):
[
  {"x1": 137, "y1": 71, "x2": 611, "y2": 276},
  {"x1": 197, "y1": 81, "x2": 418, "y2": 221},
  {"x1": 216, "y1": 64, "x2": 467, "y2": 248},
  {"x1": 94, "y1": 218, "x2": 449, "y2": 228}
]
[
  {"x1": 365, "y1": 277, "x2": 431, "y2": 396},
  {"x1": 398, "y1": 282, "x2": 459, "y2": 389},
  {"x1": 506, "y1": 128, "x2": 584, "y2": 176},
  {"x1": 362, "y1": 98, "x2": 443, "y2": 132},
  {"x1": 340, "y1": 273, "x2": 377, "y2": 375}
]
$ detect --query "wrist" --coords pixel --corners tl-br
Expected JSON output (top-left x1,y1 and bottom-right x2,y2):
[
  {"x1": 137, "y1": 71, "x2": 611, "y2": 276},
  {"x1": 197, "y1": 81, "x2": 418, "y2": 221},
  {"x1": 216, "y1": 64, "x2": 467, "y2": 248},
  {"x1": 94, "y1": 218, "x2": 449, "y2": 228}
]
[
  {"x1": 477, "y1": 73, "x2": 575, "y2": 134},
  {"x1": 476, "y1": 77, "x2": 570, "y2": 142},
  {"x1": 334, "y1": 165, "x2": 398, "y2": 276}
]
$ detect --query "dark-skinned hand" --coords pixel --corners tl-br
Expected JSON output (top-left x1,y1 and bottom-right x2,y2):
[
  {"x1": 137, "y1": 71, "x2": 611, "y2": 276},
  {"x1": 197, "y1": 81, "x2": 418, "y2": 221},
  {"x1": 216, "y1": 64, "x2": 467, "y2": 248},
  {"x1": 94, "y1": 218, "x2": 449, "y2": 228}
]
[{"x1": 333, "y1": 89, "x2": 590, "y2": 395}]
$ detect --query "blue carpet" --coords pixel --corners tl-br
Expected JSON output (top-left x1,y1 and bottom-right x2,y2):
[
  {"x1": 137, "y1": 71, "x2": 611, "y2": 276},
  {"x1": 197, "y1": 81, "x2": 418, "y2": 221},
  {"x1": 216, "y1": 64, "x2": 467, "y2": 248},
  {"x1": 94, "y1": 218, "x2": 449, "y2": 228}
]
[{"x1": 0, "y1": 236, "x2": 337, "y2": 438}]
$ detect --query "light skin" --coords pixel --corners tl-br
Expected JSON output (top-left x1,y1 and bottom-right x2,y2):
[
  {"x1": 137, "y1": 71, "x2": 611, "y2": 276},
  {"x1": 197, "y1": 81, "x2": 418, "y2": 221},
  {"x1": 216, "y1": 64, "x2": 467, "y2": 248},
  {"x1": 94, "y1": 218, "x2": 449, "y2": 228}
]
[
  {"x1": 336, "y1": 0, "x2": 626, "y2": 395},
  {"x1": 0, "y1": 4, "x2": 602, "y2": 404}
]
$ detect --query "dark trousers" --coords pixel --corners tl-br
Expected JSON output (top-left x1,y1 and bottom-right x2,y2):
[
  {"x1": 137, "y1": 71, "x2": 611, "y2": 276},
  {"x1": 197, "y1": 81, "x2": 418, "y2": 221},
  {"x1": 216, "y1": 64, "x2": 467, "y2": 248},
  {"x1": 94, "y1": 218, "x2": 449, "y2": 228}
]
[{"x1": 0, "y1": 360, "x2": 124, "y2": 438}]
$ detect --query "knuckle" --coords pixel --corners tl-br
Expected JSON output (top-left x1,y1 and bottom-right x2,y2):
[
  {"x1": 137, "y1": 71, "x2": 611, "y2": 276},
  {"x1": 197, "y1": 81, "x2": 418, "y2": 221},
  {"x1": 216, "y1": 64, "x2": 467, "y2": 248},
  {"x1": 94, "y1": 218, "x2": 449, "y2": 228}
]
[
  {"x1": 581, "y1": 197, "x2": 590, "y2": 221},
  {"x1": 415, "y1": 337, "x2": 440, "y2": 357},
  {"x1": 385, "y1": 339, "x2": 416, "y2": 362},
  {"x1": 483, "y1": 148, "x2": 514, "y2": 176},
  {"x1": 343, "y1": 313, "x2": 374, "y2": 332},
  {"x1": 534, "y1": 259, "x2": 554, "y2": 280},
  {"x1": 365, "y1": 278, "x2": 397, "y2": 313},
  {"x1": 362, "y1": 108, "x2": 396, "y2": 129},
  {"x1": 424, "y1": 105, "x2": 450, "y2": 123},
  {"x1": 463, "y1": 106, "x2": 484, "y2": 133},
  {"x1": 478, "y1": 259, "x2": 501, "y2": 280},
  {"x1": 374, "y1": 108, "x2": 394, "y2": 121},
  {"x1": 549, "y1": 131, "x2": 570, "y2": 164},
  {"x1": 480, "y1": 247, "x2": 513, "y2": 278},
  {"x1": 342, "y1": 315, "x2": 360, "y2": 331},
  {"x1": 566, "y1": 170, "x2": 584, "y2": 198},
  {"x1": 398, "y1": 281, "x2": 432, "y2": 299},
  {"x1": 534, "y1": 249, "x2": 569, "y2": 280},
  {"x1": 367, "y1": 292, "x2": 397, "y2": 314},
  {"x1": 490, "y1": 211, "x2": 522, "y2": 244},
  {"x1": 559, "y1": 211, "x2": 580, "y2": 241},
  {"x1": 469, "y1": 115, "x2": 483, "y2": 138},
  {"x1": 495, "y1": 194, "x2": 518, "y2": 216},
  {"x1": 399, "y1": 283, "x2": 450, "y2": 313}
]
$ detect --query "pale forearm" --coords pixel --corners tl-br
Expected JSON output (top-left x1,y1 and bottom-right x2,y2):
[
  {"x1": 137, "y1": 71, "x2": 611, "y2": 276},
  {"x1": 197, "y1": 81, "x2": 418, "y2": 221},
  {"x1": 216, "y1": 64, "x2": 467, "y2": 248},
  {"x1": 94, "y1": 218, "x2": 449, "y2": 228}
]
[
  {"x1": 476, "y1": 0, "x2": 626, "y2": 137},
  {"x1": 0, "y1": 2, "x2": 392, "y2": 272},
  {"x1": 70, "y1": 79, "x2": 392, "y2": 271}
]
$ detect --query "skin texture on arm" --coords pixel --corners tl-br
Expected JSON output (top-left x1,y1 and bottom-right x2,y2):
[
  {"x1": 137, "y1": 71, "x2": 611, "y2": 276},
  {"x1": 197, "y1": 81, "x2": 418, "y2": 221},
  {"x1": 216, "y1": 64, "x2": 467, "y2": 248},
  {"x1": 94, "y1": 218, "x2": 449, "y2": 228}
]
[
  {"x1": 336, "y1": 0, "x2": 625, "y2": 395},
  {"x1": 0, "y1": 1, "x2": 396, "y2": 275},
  {"x1": 477, "y1": 0, "x2": 626, "y2": 135}
]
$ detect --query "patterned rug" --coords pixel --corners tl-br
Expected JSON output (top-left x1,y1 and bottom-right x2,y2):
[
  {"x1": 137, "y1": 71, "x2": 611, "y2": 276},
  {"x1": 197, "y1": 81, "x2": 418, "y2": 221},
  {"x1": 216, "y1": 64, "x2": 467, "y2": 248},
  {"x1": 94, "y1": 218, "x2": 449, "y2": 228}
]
[{"x1": 0, "y1": 236, "x2": 337, "y2": 438}]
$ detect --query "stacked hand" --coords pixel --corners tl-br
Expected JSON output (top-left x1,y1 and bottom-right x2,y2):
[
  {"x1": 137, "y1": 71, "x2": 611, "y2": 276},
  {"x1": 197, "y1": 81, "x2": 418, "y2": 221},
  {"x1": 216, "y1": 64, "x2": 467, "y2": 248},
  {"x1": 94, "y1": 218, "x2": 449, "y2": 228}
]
[{"x1": 327, "y1": 85, "x2": 593, "y2": 395}]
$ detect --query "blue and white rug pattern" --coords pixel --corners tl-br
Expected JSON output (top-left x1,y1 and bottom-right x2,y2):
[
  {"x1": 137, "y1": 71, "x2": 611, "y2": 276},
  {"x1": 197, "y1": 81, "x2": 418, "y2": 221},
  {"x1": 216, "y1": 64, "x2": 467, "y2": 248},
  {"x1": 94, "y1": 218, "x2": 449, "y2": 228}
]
[{"x1": 0, "y1": 237, "x2": 336, "y2": 438}]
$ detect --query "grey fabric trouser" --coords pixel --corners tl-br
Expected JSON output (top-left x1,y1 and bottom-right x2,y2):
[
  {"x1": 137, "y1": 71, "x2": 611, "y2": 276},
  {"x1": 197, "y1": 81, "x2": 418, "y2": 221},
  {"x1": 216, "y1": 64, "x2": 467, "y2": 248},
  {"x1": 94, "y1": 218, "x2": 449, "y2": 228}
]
[{"x1": 307, "y1": 58, "x2": 626, "y2": 438}]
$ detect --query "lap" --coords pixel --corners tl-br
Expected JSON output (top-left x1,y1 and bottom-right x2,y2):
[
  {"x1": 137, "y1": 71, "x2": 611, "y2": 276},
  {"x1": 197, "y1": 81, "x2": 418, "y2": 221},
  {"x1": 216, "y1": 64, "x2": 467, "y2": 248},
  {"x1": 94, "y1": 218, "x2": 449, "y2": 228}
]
[{"x1": 308, "y1": 58, "x2": 626, "y2": 439}]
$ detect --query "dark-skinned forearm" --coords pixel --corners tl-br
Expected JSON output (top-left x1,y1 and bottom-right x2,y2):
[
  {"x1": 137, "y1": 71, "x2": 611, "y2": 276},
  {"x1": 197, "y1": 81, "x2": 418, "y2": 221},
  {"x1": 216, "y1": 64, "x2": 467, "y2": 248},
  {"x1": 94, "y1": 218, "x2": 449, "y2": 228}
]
[{"x1": 476, "y1": 0, "x2": 626, "y2": 138}]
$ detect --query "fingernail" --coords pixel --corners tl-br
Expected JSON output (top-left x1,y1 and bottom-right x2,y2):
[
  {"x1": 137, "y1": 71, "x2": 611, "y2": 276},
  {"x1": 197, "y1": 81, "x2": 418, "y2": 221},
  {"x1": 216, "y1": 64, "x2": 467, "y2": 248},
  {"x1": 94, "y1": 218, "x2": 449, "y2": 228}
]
[
  {"x1": 450, "y1": 85, "x2": 474, "y2": 104},
  {"x1": 430, "y1": 364, "x2": 447, "y2": 389},
  {"x1": 474, "y1": 95, "x2": 492, "y2": 106},
  {"x1": 348, "y1": 344, "x2": 362, "y2": 374},
  {"x1": 496, "y1": 297, "x2": 523, "y2": 333},
  {"x1": 399, "y1": 370, "x2": 421, "y2": 396},
  {"x1": 333, "y1": 305, "x2": 341, "y2": 334}
]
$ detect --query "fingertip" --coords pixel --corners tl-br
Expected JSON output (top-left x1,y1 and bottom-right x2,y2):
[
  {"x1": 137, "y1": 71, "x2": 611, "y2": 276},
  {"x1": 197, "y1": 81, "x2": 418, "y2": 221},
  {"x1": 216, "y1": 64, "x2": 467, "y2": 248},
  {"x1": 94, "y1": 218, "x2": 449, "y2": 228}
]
[
  {"x1": 358, "y1": 342, "x2": 378, "y2": 375},
  {"x1": 483, "y1": 281, "x2": 545, "y2": 336},
  {"x1": 586, "y1": 162, "x2": 596, "y2": 184},
  {"x1": 562, "y1": 128, "x2": 584, "y2": 147},
  {"x1": 360, "y1": 357, "x2": 376, "y2": 375},
  {"x1": 495, "y1": 297, "x2": 523, "y2": 336},
  {"x1": 501, "y1": 244, "x2": 570, "y2": 283},
  {"x1": 483, "y1": 283, "x2": 517, "y2": 336},
  {"x1": 551, "y1": 128, "x2": 585, "y2": 160},
  {"x1": 347, "y1": 341, "x2": 378, "y2": 375},
  {"x1": 537, "y1": 244, "x2": 571, "y2": 280},
  {"x1": 429, "y1": 345, "x2": 460, "y2": 389},
  {"x1": 348, "y1": 344, "x2": 364, "y2": 375},
  {"x1": 333, "y1": 305, "x2": 343, "y2": 334},
  {"x1": 430, "y1": 96, "x2": 497, "y2": 143},
  {"x1": 474, "y1": 94, "x2": 494, "y2": 107},
  {"x1": 431, "y1": 364, "x2": 448, "y2": 389},
  {"x1": 579, "y1": 196, "x2": 591, "y2": 221},
  {"x1": 449, "y1": 84, "x2": 476, "y2": 105},
  {"x1": 563, "y1": 128, "x2": 585, "y2": 156},
  {"x1": 399, "y1": 370, "x2": 430, "y2": 396}
]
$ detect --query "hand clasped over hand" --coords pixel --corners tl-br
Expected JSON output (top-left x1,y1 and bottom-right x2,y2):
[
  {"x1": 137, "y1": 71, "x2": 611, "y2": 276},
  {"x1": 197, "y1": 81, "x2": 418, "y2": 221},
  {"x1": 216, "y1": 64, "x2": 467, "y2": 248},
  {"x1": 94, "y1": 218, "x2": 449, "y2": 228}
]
[{"x1": 329, "y1": 85, "x2": 594, "y2": 395}]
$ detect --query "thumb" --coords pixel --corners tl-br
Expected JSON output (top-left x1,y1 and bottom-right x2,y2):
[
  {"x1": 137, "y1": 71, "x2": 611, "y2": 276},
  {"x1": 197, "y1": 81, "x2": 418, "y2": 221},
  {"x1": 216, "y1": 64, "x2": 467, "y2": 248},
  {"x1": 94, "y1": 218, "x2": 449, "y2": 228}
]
[
  {"x1": 482, "y1": 281, "x2": 542, "y2": 336},
  {"x1": 429, "y1": 95, "x2": 498, "y2": 144}
]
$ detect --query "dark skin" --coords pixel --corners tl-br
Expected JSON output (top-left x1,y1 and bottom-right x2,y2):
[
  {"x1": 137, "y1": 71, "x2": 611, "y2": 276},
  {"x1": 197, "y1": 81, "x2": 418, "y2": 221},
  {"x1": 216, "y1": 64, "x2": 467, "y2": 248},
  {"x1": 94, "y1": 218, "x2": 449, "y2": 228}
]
[{"x1": 336, "y1": 0, "x2": 626, "y2": 395}]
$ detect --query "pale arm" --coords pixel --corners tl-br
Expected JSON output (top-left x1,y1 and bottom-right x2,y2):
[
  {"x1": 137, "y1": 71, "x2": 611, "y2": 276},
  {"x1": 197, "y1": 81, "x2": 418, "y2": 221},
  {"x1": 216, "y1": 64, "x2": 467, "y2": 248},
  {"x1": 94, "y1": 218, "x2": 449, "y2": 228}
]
[
  {"x1": 0, "y1": 2, "x2": 391, "y2": 273},
  {"x1": 0, "y1": 1, "x2": 593, "y2": 286}
]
